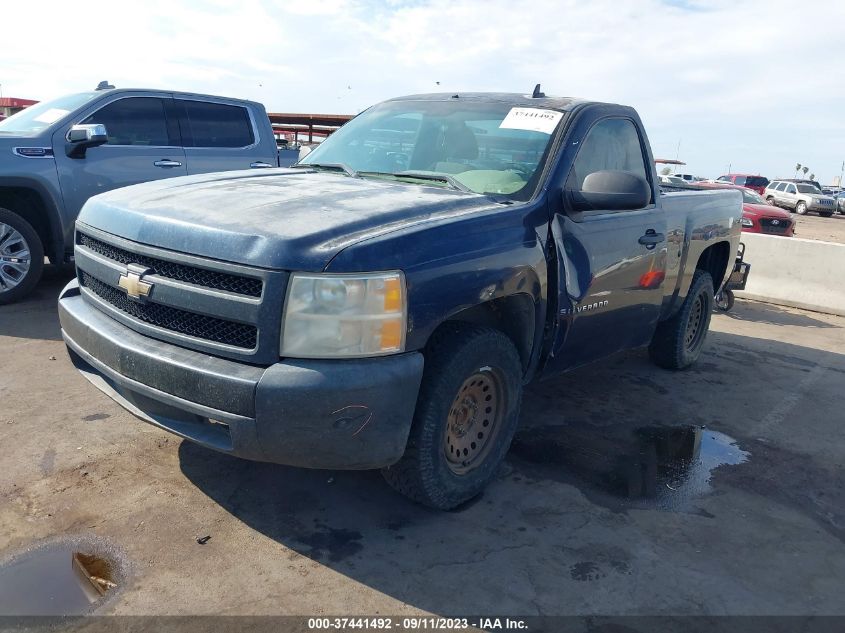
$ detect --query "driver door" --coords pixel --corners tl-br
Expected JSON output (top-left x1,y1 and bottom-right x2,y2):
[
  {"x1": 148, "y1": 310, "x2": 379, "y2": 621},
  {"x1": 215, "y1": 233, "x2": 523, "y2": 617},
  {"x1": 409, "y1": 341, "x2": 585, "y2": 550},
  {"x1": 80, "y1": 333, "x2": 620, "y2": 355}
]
[
  {"x1": 545, "y1": 114, "x2": 667, "y2": 373},
  {"x1": 52, "y1": 94, "x2": 186, "y2": 218}
]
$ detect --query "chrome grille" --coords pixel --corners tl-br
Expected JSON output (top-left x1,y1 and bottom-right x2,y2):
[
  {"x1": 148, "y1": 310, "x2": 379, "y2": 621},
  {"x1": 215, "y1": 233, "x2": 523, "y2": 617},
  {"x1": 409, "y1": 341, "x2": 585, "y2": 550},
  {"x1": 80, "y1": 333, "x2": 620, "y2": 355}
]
[
  {"x1": 80, "y1": 271, "x2": 258, "y2": 349},
  {"x1": 78, "y1": 233, "x2": 263, "y2": 297}
]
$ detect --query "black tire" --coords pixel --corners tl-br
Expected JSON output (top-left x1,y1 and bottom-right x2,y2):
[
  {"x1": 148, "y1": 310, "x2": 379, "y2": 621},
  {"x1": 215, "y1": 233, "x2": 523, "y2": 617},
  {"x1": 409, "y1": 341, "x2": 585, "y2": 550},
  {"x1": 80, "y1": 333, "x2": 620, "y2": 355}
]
[
  {"x1": 714, "y1": 287, "x2": 734, "y2": 312},
  {"x1": 766, "y1": 197, "x2": 776, "y2": 206},
  {"x1": 0, "y1": 207, "x2": 44, "y2": 305},
  {"x1": 820, "y1": 211, "x2": 833, "y2": 218},
  {"x1": 648, "y1": 270, "x2": 714, "y2": 370},
  {"x1": 381, "y1": 323, "x2": 523, "y2": 510},
  {"x1": 795, "y1": 201, "x2": 807, "y2": 215}
]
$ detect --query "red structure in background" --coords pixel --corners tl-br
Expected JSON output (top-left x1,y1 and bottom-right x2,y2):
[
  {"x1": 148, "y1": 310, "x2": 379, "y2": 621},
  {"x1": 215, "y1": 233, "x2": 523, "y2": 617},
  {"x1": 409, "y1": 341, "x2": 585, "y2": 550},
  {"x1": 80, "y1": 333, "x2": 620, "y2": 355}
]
[
  {"x1": 0, "y1": 97, "x2": 39, "y2": 119},
  {"x1": 268, "y1": 112, "x2": 353, "y2": 144}
]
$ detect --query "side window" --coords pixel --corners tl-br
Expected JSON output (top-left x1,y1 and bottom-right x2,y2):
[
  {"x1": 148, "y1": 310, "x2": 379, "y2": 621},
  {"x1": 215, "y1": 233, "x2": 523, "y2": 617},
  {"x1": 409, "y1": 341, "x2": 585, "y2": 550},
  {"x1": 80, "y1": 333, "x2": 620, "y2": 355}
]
[
  {"x1": 717, "y1": 176, "x2": 729, "y2": 182},
  {"x1": 776, "y1": 182, "x2": 788, "y2": 191},
  {"x1": 81, "y1": 97, "x2": 170, "y2": 146},
  {"x1": 734, "y1": 176, "x2": 746, "y2": 186},
  {"x1": 180, "y1": 100, "x2": 255, "y2": 148},
  {"x1": 786, "y1": 184, "x2": 797, "y2": 194},
  {"x1": 566, "y1": 118, "x2": 650, "y2": 199}
]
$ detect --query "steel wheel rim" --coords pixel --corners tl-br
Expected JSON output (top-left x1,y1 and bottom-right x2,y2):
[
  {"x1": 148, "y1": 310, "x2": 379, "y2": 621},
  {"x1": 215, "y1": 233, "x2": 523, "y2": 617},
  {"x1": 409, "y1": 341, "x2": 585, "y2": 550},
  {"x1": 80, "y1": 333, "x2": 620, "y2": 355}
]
[
  {"x1": 0, "y1": 223, "x2": 31, "y2": 291},
  {"x1": 444, "y1": 368, "x2": 506, "y2": 475},
  {"x1": 684, "y1": 294, "x2": 705, "y2": 350}
]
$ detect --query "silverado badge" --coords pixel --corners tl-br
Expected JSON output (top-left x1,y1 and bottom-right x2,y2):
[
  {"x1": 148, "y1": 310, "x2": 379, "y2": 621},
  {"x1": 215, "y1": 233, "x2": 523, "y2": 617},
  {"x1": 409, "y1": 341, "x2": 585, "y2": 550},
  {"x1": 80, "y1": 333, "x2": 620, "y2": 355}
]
[{"x1": 118, "y1": 264, "x2": 153, "y2": 301}]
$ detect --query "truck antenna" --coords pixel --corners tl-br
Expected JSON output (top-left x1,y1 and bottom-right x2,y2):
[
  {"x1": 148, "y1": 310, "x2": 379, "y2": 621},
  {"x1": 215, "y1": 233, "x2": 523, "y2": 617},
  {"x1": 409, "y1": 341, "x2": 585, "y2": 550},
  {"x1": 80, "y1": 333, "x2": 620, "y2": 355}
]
[
  {"x1": 532, "y1": 83, "x2": 545, "y2": 98},
  {"x1": 96, "y1": 80, "x2": 115, "y2": 91}
]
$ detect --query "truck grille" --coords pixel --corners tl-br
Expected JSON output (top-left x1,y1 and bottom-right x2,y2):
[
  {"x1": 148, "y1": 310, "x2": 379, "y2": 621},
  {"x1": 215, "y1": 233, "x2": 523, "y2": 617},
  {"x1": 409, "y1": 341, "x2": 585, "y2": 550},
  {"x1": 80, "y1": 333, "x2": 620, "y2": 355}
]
[
  {"x1": 80, "y1": 272, "x2": 258, "y2": 350},
  {"x1": 78, "y1": 233, "x2": 263, "y2": 298}
]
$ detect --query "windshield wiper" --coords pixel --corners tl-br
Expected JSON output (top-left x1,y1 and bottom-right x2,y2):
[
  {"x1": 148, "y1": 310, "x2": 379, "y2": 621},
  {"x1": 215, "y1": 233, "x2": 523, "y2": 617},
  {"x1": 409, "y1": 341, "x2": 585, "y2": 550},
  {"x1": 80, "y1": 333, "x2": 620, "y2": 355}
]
[
  {"x1": 292, "y1": 162, "x2": 358, "y2": 177},
  {"x1": 391, "y1": 170, "x2": 472, "y2": 193}
]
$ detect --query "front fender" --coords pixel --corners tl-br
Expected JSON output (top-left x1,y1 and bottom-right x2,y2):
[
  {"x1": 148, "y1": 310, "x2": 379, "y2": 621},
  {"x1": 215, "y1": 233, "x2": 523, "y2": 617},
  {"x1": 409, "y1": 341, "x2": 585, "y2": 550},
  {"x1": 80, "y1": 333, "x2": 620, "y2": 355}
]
[{"x1": 324, "y1": 200, "x2": 550, "y2": 358}]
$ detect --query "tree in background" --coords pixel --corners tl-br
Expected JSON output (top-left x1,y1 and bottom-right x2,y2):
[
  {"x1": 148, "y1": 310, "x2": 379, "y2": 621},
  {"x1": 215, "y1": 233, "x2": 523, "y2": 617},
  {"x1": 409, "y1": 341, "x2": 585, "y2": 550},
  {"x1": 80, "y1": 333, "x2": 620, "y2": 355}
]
[
  {"x1": 802, "y1": 166, "x2": 809, "y2": 177},
  {"x1": 810, "y1": 173, "x2": 815, "y2": 181},
  {"x1": 660, "y1": 166, "x2": 671, "y2": 175},
  {"x1": 795, "y1": 163, "x2": 802, "y2": 177}
]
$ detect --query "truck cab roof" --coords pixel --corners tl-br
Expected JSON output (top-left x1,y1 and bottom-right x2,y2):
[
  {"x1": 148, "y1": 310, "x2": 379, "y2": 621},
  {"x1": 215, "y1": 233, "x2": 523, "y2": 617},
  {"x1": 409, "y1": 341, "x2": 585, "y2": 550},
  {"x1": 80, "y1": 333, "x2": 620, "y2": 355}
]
[{"x1": 384, "y1": 92, "x2": 593, "y2": 112}]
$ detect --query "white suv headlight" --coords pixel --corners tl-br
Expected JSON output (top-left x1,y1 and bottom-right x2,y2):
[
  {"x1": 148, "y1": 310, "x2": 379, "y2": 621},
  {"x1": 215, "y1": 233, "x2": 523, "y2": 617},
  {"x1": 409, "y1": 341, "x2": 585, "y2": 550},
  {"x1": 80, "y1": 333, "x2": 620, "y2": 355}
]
[{"x1": 281, "y1": 271, "x2": 407, "y2": 358}]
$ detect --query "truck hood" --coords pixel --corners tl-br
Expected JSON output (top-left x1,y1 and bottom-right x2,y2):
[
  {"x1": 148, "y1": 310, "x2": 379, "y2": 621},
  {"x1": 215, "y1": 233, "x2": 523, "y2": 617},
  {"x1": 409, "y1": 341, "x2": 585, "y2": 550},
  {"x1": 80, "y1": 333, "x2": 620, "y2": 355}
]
[{"x1": 78, "y1": 168, "x2": 501, "y2": 271}]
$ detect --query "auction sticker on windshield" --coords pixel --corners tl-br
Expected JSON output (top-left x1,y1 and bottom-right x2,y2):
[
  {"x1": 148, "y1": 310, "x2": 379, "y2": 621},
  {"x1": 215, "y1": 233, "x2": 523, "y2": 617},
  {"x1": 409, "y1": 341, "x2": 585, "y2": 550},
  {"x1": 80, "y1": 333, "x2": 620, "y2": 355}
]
[
  {"x1": 33, "y1": 108, "x2": 70, "y2": 124},
  {"x1": 499, "y1": 107, "x2": 563, "y2": 134}
]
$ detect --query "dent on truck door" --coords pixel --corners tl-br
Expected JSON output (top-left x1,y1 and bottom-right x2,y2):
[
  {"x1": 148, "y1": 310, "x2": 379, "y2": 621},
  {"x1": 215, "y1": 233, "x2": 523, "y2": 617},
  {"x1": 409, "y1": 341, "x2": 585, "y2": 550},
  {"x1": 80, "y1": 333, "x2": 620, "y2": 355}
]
[
  {"x1": 52, "y1": 96, "x2": 187, "y2": 217},
  {"x1": 546, "y1": 117, "x2": 667, "y2": 372}
]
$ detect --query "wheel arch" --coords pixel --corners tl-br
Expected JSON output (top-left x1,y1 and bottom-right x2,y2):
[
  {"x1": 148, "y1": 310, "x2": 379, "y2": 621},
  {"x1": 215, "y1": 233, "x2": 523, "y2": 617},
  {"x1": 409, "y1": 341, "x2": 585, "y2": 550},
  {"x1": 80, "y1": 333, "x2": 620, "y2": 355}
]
[
  {"x1": 0, "y1": 178, "x2": 65, "y2": 263},
  {"x1": 695, "y1": 240, "x2": 731, "y2": 290},
  {"x1": 425, "y1": 293, "x2": 541, "y2": 380}
]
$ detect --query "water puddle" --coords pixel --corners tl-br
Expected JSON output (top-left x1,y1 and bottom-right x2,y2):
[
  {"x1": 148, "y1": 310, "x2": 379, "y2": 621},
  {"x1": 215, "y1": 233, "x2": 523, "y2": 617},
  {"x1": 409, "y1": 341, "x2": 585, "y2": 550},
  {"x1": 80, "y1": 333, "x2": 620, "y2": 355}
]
[
  {"x1": 510, "y1": 424, "x2": 749, "y2": 512},
  {"x1": 0, "y1": 538, "x2": 123, "y2": 615}
]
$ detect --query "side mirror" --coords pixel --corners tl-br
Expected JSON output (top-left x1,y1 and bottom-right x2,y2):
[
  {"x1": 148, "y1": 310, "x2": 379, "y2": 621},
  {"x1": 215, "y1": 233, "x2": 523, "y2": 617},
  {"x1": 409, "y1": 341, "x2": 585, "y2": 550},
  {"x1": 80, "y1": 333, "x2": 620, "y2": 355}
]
[
  {"x1": 65, "y1": 124, "x2": 109, "y2": 158},
  {"x1": 567, "y1": 170, "x2": 651, "y2": 212}
]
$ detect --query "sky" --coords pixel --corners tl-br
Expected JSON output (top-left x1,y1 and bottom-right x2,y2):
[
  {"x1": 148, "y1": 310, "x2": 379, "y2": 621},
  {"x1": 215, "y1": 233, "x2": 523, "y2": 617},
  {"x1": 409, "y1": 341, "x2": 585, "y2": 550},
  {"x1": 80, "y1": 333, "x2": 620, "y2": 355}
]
[{"x1": 2, "y1": 0, "x2": 843, "y2": 184}]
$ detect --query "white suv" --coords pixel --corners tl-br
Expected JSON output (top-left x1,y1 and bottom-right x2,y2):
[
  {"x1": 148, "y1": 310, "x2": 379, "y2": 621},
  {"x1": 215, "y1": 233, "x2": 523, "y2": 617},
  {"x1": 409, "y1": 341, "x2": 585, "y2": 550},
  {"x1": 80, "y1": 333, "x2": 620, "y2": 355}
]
[{"x1": 764, "y1": 180, "x2": 836, "y2": 217}]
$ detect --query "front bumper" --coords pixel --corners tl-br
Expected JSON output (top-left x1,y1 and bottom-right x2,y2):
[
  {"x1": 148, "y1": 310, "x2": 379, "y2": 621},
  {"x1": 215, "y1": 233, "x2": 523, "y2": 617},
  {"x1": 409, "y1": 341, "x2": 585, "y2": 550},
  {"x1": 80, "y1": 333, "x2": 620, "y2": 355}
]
[
  {"x1": 59, "y1": 280, "x2": 424, "y2": 469},
  {"x1": 808, "y1": 201, "x2": 835, "y2": 212}
]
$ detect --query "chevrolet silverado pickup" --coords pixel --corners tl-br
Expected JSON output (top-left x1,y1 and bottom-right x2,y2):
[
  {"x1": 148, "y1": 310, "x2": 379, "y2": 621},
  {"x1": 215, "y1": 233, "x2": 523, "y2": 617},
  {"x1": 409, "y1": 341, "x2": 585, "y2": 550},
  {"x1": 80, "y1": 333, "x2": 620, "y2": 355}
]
[
  {"x1": 58, "y1": 91, "x2": 742, "y2": 509},
  {"x1": 0, "y1": 85, "x2": 280, "y2": 304}
]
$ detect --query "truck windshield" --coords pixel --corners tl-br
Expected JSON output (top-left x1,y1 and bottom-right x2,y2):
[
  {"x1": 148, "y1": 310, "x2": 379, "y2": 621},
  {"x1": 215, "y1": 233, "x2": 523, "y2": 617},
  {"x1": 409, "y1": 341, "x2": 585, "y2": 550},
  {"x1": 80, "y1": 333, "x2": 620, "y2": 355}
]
[
  {"x1": 0, "y1": 92, "x2": 99, "y2": 135},
  {"x1": 300, "y1": 100, "x2": 564, "y2": 199}
]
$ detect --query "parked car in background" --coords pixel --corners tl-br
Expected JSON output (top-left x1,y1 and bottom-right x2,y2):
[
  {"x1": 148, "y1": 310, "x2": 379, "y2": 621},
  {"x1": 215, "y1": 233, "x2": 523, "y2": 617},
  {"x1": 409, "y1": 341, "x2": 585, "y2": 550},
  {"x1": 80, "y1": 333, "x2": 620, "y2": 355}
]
[
  {"x1": 659, "y1": 174, "x2": 687, "y2": 186},
  {"x1": 698, "y1": 183, "x2": 794, "y2": 236},
  {"x1": 715, "y1": 173, "x2": 769, "y2": 195},
  {"x1": 674, "y1": 173, "x2": 704, "y2": 182},
  {"x1": 764, "y1": 180, "x2": 836, "y2": 216},
  {"x1": 835, "y1": 191, "x2": 845, "y2": 215},
  {"x1": 0, "y1": 85, "x2": 281, "y2": 304}
]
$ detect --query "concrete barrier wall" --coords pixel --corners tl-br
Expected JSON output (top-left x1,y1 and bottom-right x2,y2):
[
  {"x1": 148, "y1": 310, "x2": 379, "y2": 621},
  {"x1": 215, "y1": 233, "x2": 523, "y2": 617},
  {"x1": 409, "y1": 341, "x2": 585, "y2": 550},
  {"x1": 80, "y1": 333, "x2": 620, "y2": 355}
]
[{"x1": 734, "y1": 232, "x2": 845, "y2": 317}]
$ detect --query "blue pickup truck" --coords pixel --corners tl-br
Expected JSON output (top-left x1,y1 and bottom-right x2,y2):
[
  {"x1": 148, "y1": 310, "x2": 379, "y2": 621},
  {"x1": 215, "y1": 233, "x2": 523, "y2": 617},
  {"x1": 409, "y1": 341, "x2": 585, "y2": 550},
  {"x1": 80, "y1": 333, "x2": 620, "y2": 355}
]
[
  {"x1": 0, "y1": 85, "x2": 280, "y2": 304},
  {"x1": 58, "y1": 90, "x2": 742, "y2": 509}
]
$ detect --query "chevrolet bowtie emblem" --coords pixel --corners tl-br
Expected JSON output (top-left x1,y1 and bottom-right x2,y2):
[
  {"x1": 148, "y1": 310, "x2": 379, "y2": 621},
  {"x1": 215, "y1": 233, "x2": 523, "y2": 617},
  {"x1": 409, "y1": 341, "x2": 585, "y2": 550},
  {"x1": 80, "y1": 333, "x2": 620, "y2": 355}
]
[{"x1": 118, "y1": 264, "x2": 153, "y2": 300}]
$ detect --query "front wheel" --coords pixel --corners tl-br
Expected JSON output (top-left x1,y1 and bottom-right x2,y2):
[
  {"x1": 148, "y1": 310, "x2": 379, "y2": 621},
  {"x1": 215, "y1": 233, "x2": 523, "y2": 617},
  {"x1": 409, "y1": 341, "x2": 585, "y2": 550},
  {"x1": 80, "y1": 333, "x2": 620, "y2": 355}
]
[
  {"x1": 766, "y1": 197, "x2": 777, "y2": 206},
  {"x1": 796, "y1": 201, "x2": 808, "y2": 215},
  {"x1": 648, "y1": 270, "x2": 714, "y2": 370},
  {"x1": 382, "y1": 324, "x2": 523, "y2": 510},
  {"x1": 714, "y1": 287, "x2": 734, "y2": 312},
  {"x1": 0, "y1": 207, "x2": 44, "y2": 305}
]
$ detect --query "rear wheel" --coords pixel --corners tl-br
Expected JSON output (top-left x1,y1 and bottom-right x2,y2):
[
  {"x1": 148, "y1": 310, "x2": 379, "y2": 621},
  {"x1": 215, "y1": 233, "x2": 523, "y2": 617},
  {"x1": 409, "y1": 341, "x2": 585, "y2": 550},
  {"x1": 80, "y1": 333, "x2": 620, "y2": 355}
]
[
  {"x1": 795, "y1": 201, "x2": 808, "y2": 215},
  {"x1": 0, "y1": 207, "x2": 44, "y2": 305},
  {"x1": 381, "y1": 323, "x2": 523, "y2": 510},
  {"x1": 648, "y1": 270, "x2": 714, "y2": 370}
]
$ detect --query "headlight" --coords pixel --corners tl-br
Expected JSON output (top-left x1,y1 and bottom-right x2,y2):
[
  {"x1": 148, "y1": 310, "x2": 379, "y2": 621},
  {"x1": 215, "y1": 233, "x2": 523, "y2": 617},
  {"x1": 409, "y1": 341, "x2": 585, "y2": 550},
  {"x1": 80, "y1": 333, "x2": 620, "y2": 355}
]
[
  {"x1": 740, "y1": 217, "x2": 754, "y2": 227},
  {"x1": 281, "y1": 271, "x2": 406, "y2": 358}
]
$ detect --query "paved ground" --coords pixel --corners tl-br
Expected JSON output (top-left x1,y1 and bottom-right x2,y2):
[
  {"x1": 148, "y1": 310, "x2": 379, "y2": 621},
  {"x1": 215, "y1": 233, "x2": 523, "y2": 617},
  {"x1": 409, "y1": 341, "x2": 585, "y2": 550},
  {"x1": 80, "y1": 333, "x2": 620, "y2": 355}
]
[
  {"x1": 1, "y1": 268, "x2": 844, "y2": 616},
  {"x1": 792, "y1": 212, "x2": 845, "y2": 244}
]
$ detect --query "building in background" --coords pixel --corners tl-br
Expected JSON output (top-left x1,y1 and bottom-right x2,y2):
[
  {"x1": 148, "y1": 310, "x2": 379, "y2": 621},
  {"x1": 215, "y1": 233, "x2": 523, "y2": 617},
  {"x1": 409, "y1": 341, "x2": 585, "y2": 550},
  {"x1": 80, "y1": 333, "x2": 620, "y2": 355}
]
[{"x1": 0, "y1": 97, "x2": 39, "y2": 119}]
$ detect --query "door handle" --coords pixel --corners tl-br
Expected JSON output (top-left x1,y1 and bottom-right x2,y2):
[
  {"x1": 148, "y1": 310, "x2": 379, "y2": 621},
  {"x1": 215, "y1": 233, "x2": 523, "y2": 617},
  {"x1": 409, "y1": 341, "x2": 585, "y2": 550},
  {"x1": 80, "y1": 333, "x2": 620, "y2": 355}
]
[
  {"x1": 153, "y1": 159, "x2": 183, "y2": 168},
  {"x1": 638, "y1": 231, "x2": 665, "y2": 247},
  {"x1": 250, "y1": 161, "x2": 273, "y2": 168}
]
